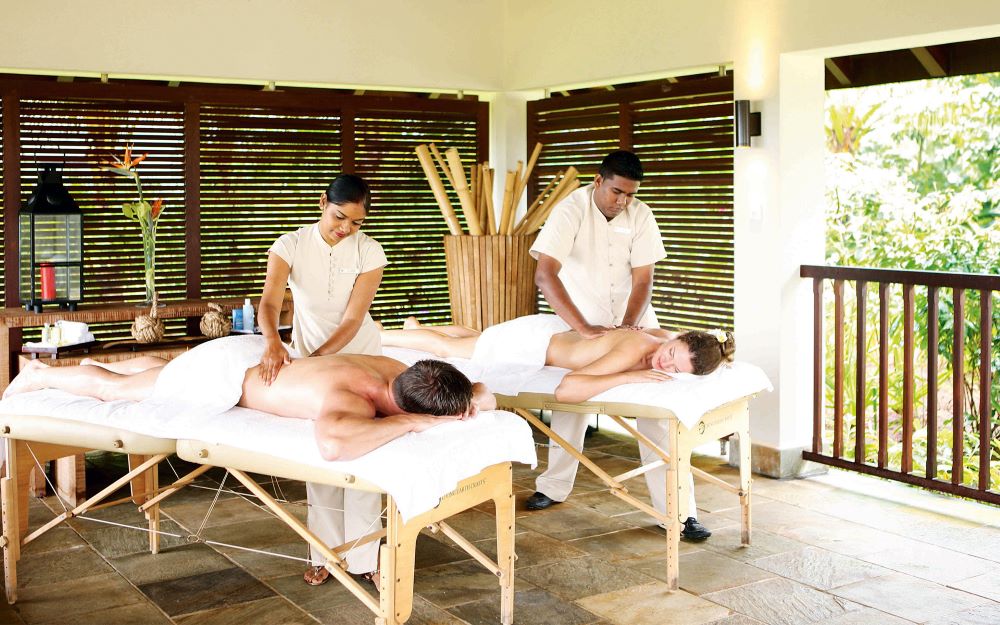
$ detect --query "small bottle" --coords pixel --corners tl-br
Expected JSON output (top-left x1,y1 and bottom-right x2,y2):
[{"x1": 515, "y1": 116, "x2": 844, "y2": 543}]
[
  {"x1": 232, "y1": 307, "x2": 243, "y2": 332},
  {"x1": 50, "y1": 324, "x2": 62, "y2": 347},
  {"x1": 242, "y1": 298, "x2": 255, "y2": 333},
  {"x1": 42, "y1": 323, "x2": 51, "y2": 344}
]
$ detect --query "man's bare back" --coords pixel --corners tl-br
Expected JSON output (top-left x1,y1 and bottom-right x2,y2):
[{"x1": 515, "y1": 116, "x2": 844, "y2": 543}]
[{"x1": 240, "y1": 354, "x2": 406, "y2": 420}]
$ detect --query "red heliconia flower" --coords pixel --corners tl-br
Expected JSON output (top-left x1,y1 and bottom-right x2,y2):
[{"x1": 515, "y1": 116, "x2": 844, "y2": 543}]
[{"x1": 151, "y1": 198, "x2": 164, "y2": 220}]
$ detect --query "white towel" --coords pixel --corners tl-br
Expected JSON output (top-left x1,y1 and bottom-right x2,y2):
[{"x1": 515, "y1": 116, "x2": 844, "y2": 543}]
[
  {"x1": 145, "y1": 334, "x2": 291, "y2": 420},
  {"x1": 468, "y1": 314, "x2": 571, "y2": 394}
]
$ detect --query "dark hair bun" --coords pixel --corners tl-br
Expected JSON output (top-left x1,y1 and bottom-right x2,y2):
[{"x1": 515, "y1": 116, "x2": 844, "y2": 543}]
[{"x1": 722, "y1": 331, "x2": 736, "y2": 362}]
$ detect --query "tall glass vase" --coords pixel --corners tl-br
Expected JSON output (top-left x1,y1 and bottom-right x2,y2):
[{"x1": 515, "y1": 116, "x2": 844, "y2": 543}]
[{"x1": 141, "y1": 226, "x2": 157, "y2": 306}]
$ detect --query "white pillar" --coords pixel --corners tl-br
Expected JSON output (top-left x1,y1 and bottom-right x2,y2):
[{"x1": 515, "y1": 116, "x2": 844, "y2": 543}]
[
  {"x1": 487, "y1": 90, "x2": 542, "y2": 227},
  {"x1": 733, "y1": 14, "x2": 827, "y2": 476}
]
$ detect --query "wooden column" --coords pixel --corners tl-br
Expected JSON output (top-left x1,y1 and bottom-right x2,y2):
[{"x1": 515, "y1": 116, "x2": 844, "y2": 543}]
[
  {"x1": 183, "y1": 100, "x2": 201, "y2": 336},
  {"x1": 1, "y1": 90, "x2": 23, "y2": 391},
  {"x1": 341, "y1": 107, "x2": 355, "y2": 174}
]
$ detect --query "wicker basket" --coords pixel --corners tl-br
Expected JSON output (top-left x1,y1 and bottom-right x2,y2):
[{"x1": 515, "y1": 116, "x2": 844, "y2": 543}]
[{"x1": 443, "y1": 234, "x2": 538, "y2": 332}]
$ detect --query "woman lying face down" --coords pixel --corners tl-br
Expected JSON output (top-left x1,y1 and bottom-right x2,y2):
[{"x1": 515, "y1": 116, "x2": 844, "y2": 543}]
[{"x1": 379, "y1": 315, "x2": 736, "y2": 402}]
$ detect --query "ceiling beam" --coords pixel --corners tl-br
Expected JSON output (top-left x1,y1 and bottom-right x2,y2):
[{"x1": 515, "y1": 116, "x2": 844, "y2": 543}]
[
  {"x1": 824, "y1": 58, "x2": 852, "y2": 86},
  {"x1": 911, "y1": 46, "x2": 949, "y2": 77}
]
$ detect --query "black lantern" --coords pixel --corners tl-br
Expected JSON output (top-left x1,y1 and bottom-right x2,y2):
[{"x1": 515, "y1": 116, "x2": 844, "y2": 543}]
[{"x1": 19, "y1": 166, "x2": 83, "y2": 312}]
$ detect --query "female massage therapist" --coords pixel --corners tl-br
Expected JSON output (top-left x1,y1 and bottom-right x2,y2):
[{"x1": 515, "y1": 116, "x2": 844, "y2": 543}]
[{"x1": 256, "y1": 174, "x2": 387, "y2": 587}]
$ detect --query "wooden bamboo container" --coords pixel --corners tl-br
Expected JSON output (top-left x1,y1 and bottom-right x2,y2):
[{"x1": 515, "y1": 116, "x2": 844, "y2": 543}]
[{"x1": 443, "y1": 234, "x2": 538, "y2": 331}]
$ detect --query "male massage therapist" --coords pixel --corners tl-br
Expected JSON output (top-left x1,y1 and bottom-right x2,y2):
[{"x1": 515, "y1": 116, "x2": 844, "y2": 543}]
[{"x1": 526, "y1": 149, "x2": 711, "y2": 541}]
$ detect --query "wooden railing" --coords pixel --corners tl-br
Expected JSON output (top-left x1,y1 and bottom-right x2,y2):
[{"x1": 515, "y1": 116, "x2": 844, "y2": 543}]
[{"x1": 800, "y1": 265, "x2": 999, "y2": 505}]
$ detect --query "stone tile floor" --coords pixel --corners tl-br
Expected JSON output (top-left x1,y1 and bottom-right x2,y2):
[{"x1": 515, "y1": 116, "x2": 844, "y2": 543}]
[{"x1": 1, "y1": 427, "x2": 998, "y2": 625}]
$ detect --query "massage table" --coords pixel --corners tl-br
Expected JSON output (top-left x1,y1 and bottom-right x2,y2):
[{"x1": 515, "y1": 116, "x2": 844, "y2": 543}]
[
  {"x1": 0, "y1": 391, "x2": 536, "y2": 625},
  {"x1": 384, "y1": 346, "x2": 773, "y2": 590}
]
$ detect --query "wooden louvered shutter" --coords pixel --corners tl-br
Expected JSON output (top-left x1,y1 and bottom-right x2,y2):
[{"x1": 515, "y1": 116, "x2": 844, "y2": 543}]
[
  {"x1": 0, "y1": 98, "x2": 4, "y2": 299},
  {"x1": 356, "y1": 107, "x2": 485, "y2": 327},
  {"x1": 18, "y1": 98, "x2": 187, "y2": 340},
  {"x1": 1, "y1": 78, "x2": 488, "y2": 338},
  {"x1": 528, "y1": 75, "x2": 735, "y2": 331},
  {"x1": 199, "y1": 105, "x2": 341, "y2": 298}
]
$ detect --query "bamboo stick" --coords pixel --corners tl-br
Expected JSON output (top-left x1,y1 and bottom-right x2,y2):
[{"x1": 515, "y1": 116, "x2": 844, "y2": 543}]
[
  {"x1": 521, "y1": 167, "x2": 579, "y2": 234},
  {"x1": 429, "y1": 143, "x2": 456, "y2": 189},
  {"x1": 470, "y1": 162, "x2": 479, "y2": 217},
  {"x1": 525, "y1": 178, "x2": 579, "y2": 234},
  {"x1": 478, "y1": 164, "x2": 490, "y2": 234},
  {"x1": 484, "y1": 167, "x2": 497, "y2": 235},
  {"x1": 512, "y1": 171, "x2": 561, "y2": 234},
  {"x1": 511, "y1": 142, "x2": 542, "y2": 212},
  {"x1": 446, "y1": 148, "x2": 482, "y2": 235},
  {"x1": 508, "y1": 160, "x2": 524, "y2": 223},
  {"x1": 415, "y1": 144, "x2": 463, "y2": 235},
  {"x1": 498, "y1": 170, "x2": 516, "y2": 234}
]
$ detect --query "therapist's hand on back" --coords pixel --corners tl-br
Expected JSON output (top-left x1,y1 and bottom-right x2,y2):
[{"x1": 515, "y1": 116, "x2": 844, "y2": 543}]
[
  {"x1": 577, "y1": 323, "x2": 613, "y2": 339},
  {"x1": 259, "y1": 339, "x2": 291, "y2": 386}
]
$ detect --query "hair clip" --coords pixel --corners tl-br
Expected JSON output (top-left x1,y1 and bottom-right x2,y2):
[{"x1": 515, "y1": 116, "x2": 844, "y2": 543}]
[{"x1": 710, "y1": 329, "x2": 727, "y2": 344}]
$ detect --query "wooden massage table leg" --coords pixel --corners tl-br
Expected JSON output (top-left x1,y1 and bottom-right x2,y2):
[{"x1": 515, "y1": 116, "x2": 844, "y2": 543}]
[
  {"x1": 736, "y1": 422, "x2": 753, "y2": 546},
  {"x1": 494, "y1": 469, "x2": 516, "y2": 625},
  {"x1": 381, "y1": 463, "x2": 516, "y2": 625},
  {"x1": 2, "y1": 438, "x2": 23, "y2": 604},
  {"x1": 665, "y1": 423, "x2": 682, "y2": 591},
  {"x1": 127, "y1": 454, "x2": 161, "y2": 554}
]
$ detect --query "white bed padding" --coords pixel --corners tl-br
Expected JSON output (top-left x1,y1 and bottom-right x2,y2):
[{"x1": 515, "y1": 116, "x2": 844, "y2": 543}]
[{"x1": 0, "y1": 390, "x2": 536, "y2": 522}]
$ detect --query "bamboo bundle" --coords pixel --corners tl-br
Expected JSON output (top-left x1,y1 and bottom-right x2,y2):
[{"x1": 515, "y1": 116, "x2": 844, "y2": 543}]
[
  {"x1": 416, "y1": 141, "x2": 580, "y2": 236},
  {"x1": 415, "y1": 142, "x2": 553, "y2": 330}
]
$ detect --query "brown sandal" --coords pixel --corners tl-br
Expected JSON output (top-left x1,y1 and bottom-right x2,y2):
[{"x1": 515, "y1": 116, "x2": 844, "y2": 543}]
[
  {"x1": 361, "y1": 569, "x2": 380, "y2": 586},
  {"x1": 303, "y1": 565, "x2": 331, "y2": 586}
]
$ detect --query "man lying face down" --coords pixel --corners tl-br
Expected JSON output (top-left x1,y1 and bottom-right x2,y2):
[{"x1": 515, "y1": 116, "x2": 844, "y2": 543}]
[{"x1": 4, "y1": 336, "x2": 497, "y2": 461}]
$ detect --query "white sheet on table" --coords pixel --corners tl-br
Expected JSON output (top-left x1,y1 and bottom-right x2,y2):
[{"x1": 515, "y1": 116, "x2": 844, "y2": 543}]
[
  {"x1": 384, "y1": 346, "x2": 772, "y2": 430},
  {"x1": 0, "y1": 390, "x2": 536, "y2": 522}
]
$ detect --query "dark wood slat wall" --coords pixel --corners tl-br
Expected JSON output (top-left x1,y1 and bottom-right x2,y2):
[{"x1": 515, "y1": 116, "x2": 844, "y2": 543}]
[
  {"x1": 0, "y1": 95, "x2": 5, "y2": 299},
  {"x1": 527, "y1": 75, "x2": 735, "y2": 331},
  {"x1": 355, "y1": 109, "x2": 482, "y2": 326},
  {"x1": 0, "y1": 79, "x2": 487, "y2": 338},
  {"x1": 199, "y1": 104, "x2": 341, "y2": 300}
]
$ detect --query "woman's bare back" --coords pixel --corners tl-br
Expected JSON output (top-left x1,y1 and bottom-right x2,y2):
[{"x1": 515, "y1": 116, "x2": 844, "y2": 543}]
[{"x1": 546, "y1": 329, "x2": 662, "y2": 371}]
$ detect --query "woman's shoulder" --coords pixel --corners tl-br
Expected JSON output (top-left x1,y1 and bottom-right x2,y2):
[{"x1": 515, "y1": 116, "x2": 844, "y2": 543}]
[
  {"x1": 275, "y1": 223, "x2": 315, "y2": 245},
  {"x1": 354, "y1": 230, "x2": 382, "y2": 247}
]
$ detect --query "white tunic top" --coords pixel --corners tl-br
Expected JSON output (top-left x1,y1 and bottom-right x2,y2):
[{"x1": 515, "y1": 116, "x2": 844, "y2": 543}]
[
  {"x1": 530, "y1": 183, "x2": 665, "y2": 328},
  {"x1": 269, "y1": 224, "x2": 388, "y2": 356}
]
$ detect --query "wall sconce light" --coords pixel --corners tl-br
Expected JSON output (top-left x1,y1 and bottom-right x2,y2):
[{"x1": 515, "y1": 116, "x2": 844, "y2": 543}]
[{"x1": 734, "y1": 100, "x2": 761, "y2": 147}]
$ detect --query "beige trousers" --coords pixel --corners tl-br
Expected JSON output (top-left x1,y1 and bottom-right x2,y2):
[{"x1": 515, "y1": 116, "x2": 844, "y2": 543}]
[
  {"x1": 306, "y1": 483, "x2": 382, "y2": 573},
  {"x1": 534, "y1": 410, "x2": 698, "y2": 517}
]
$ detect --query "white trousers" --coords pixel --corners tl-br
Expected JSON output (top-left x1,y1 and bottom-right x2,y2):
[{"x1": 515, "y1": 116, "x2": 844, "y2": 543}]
[
  {"x1": 534, "y1": 410, "x2": 698, "y2": 517},
  {"x1": 306, "y1": 483, "x2": 382, "y2": 574}
]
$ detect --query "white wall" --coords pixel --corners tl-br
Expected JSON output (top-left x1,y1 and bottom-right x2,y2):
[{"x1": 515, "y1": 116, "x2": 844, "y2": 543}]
[{"x1": 0, "y1": 0, "x2": 505, "y2": 92}]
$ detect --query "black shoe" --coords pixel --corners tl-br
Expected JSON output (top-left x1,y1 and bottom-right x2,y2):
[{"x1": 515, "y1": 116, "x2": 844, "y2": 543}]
[
  {"x1": 681, "y1": 517, "x2": 712, "y2": 542},
  {"x1": 525, "y1": 491, "x2": 559, "y2": 510}
]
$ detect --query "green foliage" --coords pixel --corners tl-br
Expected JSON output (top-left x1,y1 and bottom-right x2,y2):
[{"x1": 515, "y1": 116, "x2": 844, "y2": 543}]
[{"x1": 824, "y1": 73, "x2": 1000, "y2": 487}]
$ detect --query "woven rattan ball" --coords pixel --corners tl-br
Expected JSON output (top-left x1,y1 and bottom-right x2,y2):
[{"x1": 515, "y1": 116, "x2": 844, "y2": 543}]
[
  {"x1": 131, "y1": 293, "x2": 165, "y2": 344},
  {"x1": 199, "y1": 302, "x2": 232, "y2": 338}
]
